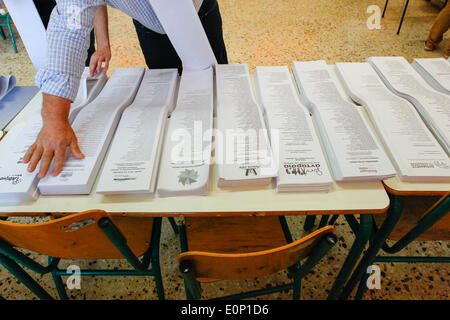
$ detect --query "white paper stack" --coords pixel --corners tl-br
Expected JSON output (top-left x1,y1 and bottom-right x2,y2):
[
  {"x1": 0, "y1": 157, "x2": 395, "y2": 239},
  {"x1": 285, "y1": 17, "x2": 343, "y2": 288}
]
[
  {"x1": 0, "y1": 68, "x2": 108, "y2": 203},
  {"x1": 38, "y1": 68, "x2": 145, "y2": 195},
  {"x1": 69, "y1": 68, "x2": 108, "y2": 123},
  {"x1": 215, "y1": 64, "x2": 277, "y2": 187},
  {"x1": 0, "y1": 75, "x2": 17, "y2": 100},
  {"x1": 336, "y1": 62, "x2": 450, "y2": 182},
  {"x1": 157, "y1": 68, "x2": 214, "y2": 197},
  {"x1": 96, "y1": 69, "x2": 179, "y2": 195},
  {"x1": 292, "y1": 60, "x2": 396, "y2": 181},
  {"x1": 368, "y1": 56, "x2": 450, "y2": 155},
  {"x1": 412, "y1": 58, "x2": 450, "y2": 95},
  {"x1": 255, "y1": 66, "x2": 332, "y2": 192}
]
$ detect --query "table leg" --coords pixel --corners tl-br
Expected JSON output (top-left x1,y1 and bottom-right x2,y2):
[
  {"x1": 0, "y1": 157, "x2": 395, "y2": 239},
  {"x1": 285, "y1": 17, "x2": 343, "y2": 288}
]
[
  {"x1": 338, "y1": 195, "x2": 403, "y2": 299},
  {"x1": 327, "y1": 214, "x2": 372, "y2": 300}
]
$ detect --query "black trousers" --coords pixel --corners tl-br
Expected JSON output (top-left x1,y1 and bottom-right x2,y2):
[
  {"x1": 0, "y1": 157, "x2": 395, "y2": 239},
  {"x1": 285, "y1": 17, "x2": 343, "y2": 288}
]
[
  {"x1": 133, "y1": 0, "x2": 228, "y2": 72},
  {"x1": 33, "y1": 0, "x2": 95, "y2": 66}
]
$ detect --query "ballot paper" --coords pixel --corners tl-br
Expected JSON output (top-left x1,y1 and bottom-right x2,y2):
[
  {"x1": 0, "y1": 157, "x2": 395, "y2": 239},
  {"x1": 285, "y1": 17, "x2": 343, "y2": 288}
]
[
  {"x1": 148, "y1": 0, "x2": 217, "y2": 71},
  {"x1": 412, "y1": 58, "x2": 450, "y2": 95},
  {"x1": 0, "y1": 70, "x2": 108, "y2": 203},
  {"x1": 96, "y1": 69, "x2": 178, "y2": 195},
  {"x1": 293, "y1": 60, "x2": 395, "y2": 181},
  {"x1": 69, "y1": 68, "x2": 108, "y2": 123},
  {"x1": 38, "y1": 68, "x2": 145, "y2": 195},
  {"x1": 0, "y1": 75, "x2": 17, "y2": 101},
  {"x1": 215, "y1": 64, "x2": 277, "y2": 187},
  {"x1": 368, "y1": 56, "x2": 450, "y2": 155},
  {"x1": 157, "y1": 68, "x2": 214, "y2": 197},
  {"x1": 336, "y1": 62, "x2": 450, "y2": 182},
  {"x1": 3, "y1": 0, "x2": 47, "y2": 70},
  {"x1": 254, "y1": 66, "x2": 332, "y2": 192}
]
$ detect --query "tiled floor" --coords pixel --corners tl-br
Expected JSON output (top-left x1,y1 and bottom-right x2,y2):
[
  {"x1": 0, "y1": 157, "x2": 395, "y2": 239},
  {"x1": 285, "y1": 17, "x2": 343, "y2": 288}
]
[{"x1": 0, "y1": 0, "x2": 449, "y2": 300}]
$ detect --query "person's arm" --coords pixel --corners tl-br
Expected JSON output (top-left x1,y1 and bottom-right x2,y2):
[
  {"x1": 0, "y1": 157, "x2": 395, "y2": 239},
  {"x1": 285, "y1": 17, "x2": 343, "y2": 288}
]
[
  {"x1": 26, "y1": 1, "x2": 100, "y2": 178},
  {"x1": 89, "y1": 6, "x2": 111, "y2": 76}
]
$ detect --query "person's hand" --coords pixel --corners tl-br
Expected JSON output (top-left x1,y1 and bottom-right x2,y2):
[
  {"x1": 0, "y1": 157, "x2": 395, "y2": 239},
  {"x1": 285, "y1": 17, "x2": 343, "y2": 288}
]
[
  {"x1": 23, "y1": 94, "x2": 85, "y2": 178},
  {"x1": 89, "y1": 46, "x2": 111, "y2": 77}
]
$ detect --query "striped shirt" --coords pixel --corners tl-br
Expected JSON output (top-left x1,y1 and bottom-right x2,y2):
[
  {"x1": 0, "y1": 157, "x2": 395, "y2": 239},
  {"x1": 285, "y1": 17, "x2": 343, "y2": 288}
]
[{"x1": 35, "y1": 0, "x2": 203, "y2": 101}]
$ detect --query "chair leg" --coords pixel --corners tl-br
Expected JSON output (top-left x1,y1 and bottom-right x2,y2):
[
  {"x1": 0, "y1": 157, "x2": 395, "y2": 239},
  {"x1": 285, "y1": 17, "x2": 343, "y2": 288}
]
[
  {"x1": 327, "y1": 215, "x2": 373, "y2": 300},
  {"x1": 0, "y1": 253, "x2": 53, "y2": 300},
  {"x1": 0, "y1": 27, "x2": 5, "y2": 40},
  {"x1": 397, "y1": 0, "x2": 409, "y2": 35},
  {"x1": 48, "y1": 257, "x2": 68, "y2": 300},
  {"x1": 318, "y1": 215, "x2": 330, "y2": 228},
  {"x1": 293, "y1": 277, "x2": 301, "y2": 300},
  {"x1": 328, "y1": 215, "x2": 339, "y2": 225},
  {"x1": 51, "y1": 270, "x2": 69, "y2": 300},
  {"x1": 150, "y1": 217, "x2": 165, "y2": 300},
  {"x1": 6, "y1": 20, "x2": 17, "y2": 53},
  {"x1": 304, "y1": 216, "x2": 316, "y2": 231},
  {"x1": 382, "y1": 0, "x2": 389, "y2": 18},
  {"x1": 168, "y1": 217, "x2": 179, "y2": 234}
]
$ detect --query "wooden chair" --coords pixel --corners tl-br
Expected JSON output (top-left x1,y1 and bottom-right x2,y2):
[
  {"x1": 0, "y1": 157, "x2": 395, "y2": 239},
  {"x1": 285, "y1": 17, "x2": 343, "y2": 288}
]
[
  {"x1": 0, "y1": 210, "x2": 166, "y2": 300},
  {"x1": 178, "y1": 216, "x2": 337, "y2": 300}
]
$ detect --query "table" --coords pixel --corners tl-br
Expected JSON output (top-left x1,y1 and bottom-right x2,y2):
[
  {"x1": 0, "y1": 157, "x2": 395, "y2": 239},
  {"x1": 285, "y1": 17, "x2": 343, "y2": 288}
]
[{"x1": 0, "y1": 72, "x2": 393, "y2": 300}]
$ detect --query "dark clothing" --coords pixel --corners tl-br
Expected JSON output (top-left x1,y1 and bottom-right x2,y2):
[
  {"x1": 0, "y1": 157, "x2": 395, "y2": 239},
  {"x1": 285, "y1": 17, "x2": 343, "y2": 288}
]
[{"x1": 133, "y1": 0, "x2": 228, "y2": 73}]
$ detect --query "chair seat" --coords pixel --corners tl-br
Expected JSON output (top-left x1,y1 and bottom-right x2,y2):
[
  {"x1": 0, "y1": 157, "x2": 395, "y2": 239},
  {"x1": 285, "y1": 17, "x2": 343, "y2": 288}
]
[
  {"x1": 374, "y1": 196, "x2": 450, "y2": 241},
  {"x1": 185, "y1": 216, "x2": 288, "y2": 254}
]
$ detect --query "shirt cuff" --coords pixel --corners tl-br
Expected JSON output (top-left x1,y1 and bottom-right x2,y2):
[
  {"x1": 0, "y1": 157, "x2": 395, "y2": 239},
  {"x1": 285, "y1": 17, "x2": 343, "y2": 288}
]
[{"x1": 35, "y1": 69, "x2": 80, "y2": 102}]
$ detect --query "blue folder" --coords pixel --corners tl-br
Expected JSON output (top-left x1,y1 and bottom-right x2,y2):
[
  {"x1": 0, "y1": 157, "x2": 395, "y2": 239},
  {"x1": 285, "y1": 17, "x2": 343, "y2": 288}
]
[{"x1": 0, "y1": 86, "x2": 40, "y2": 130}]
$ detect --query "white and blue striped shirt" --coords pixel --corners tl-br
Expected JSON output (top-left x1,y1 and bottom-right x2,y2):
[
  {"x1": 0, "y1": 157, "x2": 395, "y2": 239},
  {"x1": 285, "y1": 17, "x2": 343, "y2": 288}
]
[{"x1": 35, "y1": 0, "x2": 203, "y2": 101}]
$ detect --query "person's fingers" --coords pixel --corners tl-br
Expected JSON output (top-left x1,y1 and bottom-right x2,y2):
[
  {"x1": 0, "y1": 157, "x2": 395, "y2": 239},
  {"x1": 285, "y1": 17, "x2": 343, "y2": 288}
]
[
  {"x1": 23, "y1": 143, "x2": 37, "y2": 163},
  {"x1": 51, "y1": 147, "x2": 66, "y2": 177},
  {"x1": 97, "y1": 59, "x2": 103, "y2": 74},
  {"x1": 104, "y1": 59, "x2": 110, "y2": 72},
  {"x1": 38, "y1": 149, "x2": 55, "y2": 179},
  {"x1": 70, "y1": 138, "x2": 84, "y2": 159},
  {"x1": 89, "y1": 55, "x2": 99, "y2": 77},
  {"x1": 27, "y1": 145, "x2": 43, "y2": 172}
]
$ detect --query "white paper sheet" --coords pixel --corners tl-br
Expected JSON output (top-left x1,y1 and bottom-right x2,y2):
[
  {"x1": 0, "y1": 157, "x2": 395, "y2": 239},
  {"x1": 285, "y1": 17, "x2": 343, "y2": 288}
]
[
  {"x1": 293, "y1": 60, "x2": 396, "y2": 181},
  {"x1": 148, "y1": 0, "x2": 217, "y2": 71},
  {"x1": 336, "y1": 62, "x2": 450, "y2": 182},
  {"x1": 3, "y1": 0, "x2": 47, "y2": 70},
  {"x1": 215, "y1": 64, "x2": 277, "y2": 187},
  {"x1": 368, "y1": 56, "x2": 450, "y2": 155},
  {"x1": 38, "y1": 68, "x2": 144, "y2": 195},
  {"x1": 255, "y1": 66, "x2": 332, "y2": 192},
  {"x1": 0, "y1": 75, "x2": 17, "y2": 100},
  {"x1": 157, "y1": 68, "x2": 214, "y2": 196},
  {"x1": 96, "y1": 69, "x2": 179, "y2": 195}
]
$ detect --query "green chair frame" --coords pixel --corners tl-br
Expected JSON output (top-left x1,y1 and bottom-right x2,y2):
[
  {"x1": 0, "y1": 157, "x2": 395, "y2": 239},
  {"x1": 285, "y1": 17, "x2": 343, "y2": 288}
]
[
  {"x1": 0, "y1": 216, "x2": 180, "y2": 300},
  {"x1": 178, "y1": 216, "x2": 338, "y2": 300},
  {"x1": 0, "y1": 13, "x2": 18, "y2": 53},
  {"x1": 319, "y1": 193, "x2": 449, "y2": 300}
]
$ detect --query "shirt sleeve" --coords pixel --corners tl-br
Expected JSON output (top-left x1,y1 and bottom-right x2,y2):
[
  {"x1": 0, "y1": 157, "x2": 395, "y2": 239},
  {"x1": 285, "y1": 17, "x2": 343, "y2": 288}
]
[{"x1": 35, "y1": 0, "x2": 101, "y2": 102}]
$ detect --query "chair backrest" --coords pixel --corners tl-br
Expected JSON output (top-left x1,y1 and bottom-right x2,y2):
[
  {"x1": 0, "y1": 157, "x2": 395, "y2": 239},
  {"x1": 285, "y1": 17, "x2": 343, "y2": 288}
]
[
  {"x1": 178, "y1": 225, "x2": 335, "y2": 281},
  {"x1": 0, "y1": 210, "x2": 154, "y2": 259}
]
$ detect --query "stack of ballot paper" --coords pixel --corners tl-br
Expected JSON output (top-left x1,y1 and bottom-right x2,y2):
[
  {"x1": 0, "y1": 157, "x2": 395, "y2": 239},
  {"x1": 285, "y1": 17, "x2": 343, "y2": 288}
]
[
  {"x1": 38, "y1": 68, "x2": 145, "y2": 195},
  {"x1": 96, "y1": 69, "x2": 179, "y2": 195},
  {"x1": 411, "y1": 58, "x2": 450, "y2": 95},
  {"x1": 0, "y1": 75, "x2": 17, "y2": 100},
  {"x1": 336, "y1": 62, "x2": 450, "y2": 182},
  {"x1": 69, "y1": 68, "x2": 108, "y2": 123},
  {"x1": 368, "y1": 56, "x2": 450, "y2": 155},
  {"x1": 255, "y1": 66, "x2": 332, "y2": 192},
  {"x1": 215, "y1": 64, "x2": 277, "y2": 187},
  {"x1": 0, "y1": 68, "x2": 107, "y2": 203},
  {"x1": 293, "y1": 60, "x2": 396, "y2": 181},
  {"x1": 157, "y1": 68, "x2": 214, "y2": 197}
]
